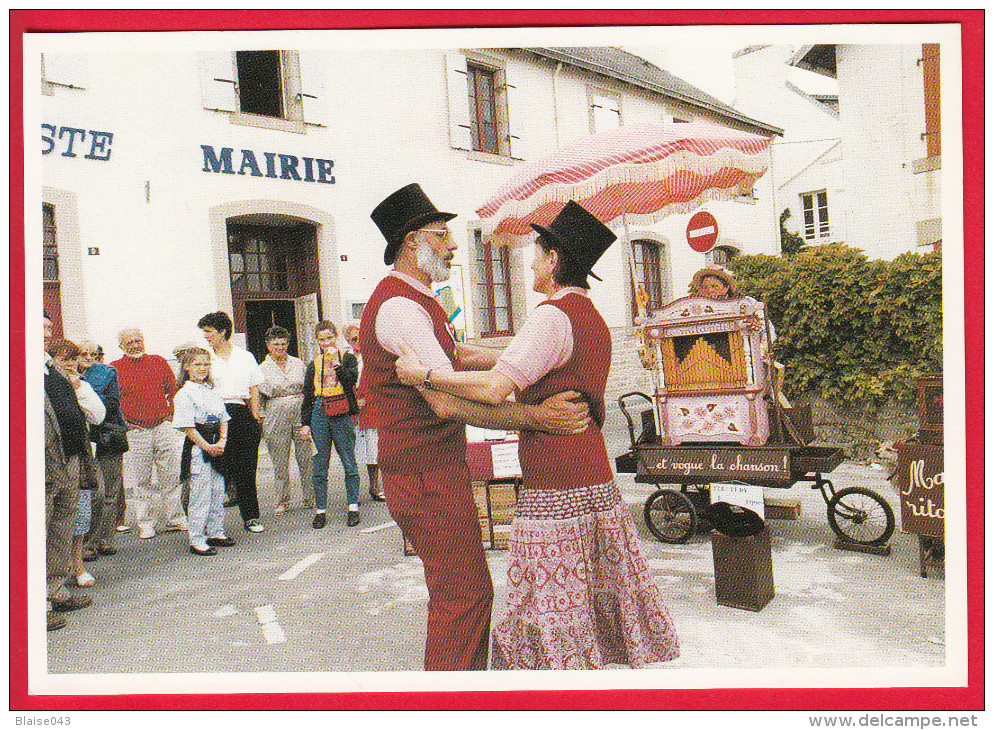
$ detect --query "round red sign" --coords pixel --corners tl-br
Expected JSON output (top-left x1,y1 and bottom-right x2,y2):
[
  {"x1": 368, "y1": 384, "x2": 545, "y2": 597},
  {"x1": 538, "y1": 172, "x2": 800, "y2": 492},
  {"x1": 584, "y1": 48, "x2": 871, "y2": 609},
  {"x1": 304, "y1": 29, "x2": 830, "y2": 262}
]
[{"x1": 686, "y1": 211, "x2": 719, "y2": 253}]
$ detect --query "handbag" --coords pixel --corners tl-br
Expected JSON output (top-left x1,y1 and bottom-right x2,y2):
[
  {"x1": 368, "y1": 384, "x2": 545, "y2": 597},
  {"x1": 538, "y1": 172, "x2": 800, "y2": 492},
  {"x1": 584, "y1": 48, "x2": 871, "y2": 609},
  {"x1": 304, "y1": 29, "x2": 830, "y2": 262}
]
[
  {"x1": 93, "y1": 421, "x2": 130, "y2": 457},
  {"x1": 323, "y1": 395, "x2": 350, "y2": 417},
  {"x1": 320, "y1": 355, "x2": 351, "y2": 417}
]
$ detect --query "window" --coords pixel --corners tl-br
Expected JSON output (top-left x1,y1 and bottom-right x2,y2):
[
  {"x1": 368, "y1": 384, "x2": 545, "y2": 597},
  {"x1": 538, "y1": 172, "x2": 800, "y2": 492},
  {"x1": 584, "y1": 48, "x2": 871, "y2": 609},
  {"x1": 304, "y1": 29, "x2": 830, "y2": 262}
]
[
  {"x1": 445, "y1": 51, "x2": 526, "y2": 160},
  {"x1": 800, "y1": 191, "x2": 830, "y2": 241},
  {"x1": 43, "y1": 204, "x2": 59, "y2": 282},
  {"x1": 236, "y1": 51, "x2": 285, "y2": 118},
  {"x1": 468, "y1": 64, "x2": 499, "y2": 154},
  {"x1": 43, "y1": 203, "x2": 64, "y2": 337},
  {"x1": 590, "y1": 89, "x2": 621, "y2": 133},
  {"x1": 228, "y1": 224, "x2": 291, "y2": 294},
  {"x1": 632, "y1": 240, "x2": 665, "y2": 319},
  {"x1": 707, "y1": 246, "x2": 739, "y2": 266},
  {"x1": 199, "y1": 51, "x2": 327, "y2": 131},
  {"x1": 920, "y1": 43, "x2": 940, "y2": 158},
  {"x1": 474, "y1": 229, "x2": 514, "y2": 337}
]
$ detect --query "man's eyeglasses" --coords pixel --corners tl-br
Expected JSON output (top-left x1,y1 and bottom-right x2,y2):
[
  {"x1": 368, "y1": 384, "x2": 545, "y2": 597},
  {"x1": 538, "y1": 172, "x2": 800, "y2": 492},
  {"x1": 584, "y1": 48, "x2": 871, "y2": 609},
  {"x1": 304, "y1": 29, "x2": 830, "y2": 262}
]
[{"x1": 421, "y1": 228, "x2": 452, "y2": 240}]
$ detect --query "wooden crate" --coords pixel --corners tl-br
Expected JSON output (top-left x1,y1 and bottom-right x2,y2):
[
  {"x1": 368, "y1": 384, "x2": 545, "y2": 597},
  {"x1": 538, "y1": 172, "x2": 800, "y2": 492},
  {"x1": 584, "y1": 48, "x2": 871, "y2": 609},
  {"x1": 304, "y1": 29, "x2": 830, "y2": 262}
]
[
  {"x1": 711, "y1": 527, "x2": 775, "y2": 611},
  {"x1": 764, "y1": 497, "x2": 801, "y2": 521},
  {"x1": 492, "y1": 524, "x2": 512, "y2": 551},
  {"x1": 487, "y1": 481, "x2": 519, "y2": 526}
]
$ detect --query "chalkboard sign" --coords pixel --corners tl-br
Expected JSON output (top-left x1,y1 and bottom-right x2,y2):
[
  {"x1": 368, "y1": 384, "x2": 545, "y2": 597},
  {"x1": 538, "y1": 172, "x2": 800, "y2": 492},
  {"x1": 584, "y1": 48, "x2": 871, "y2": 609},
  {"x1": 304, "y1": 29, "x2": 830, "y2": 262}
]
[{"x1": 895, "y1": 442, "x2": 944, "y2": 539}]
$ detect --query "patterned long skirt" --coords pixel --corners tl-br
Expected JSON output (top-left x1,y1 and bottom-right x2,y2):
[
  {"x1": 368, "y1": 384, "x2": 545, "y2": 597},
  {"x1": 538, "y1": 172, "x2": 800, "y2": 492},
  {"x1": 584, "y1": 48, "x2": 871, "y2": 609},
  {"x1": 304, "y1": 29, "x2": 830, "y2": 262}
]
[{"x1": 491, "y1": 479, "x2": 680, "y2": 670}]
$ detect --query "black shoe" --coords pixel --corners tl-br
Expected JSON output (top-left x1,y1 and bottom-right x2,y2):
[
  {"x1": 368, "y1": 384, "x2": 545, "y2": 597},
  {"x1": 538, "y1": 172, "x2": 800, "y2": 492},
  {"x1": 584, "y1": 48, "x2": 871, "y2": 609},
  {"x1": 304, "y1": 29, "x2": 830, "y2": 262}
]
[
  {"x1": 51, "y1": 595, "x2": 93, "y2": 613},
  {"x1": 206, "y1": 537, "x2": 236, "y2": 547},
  {"x1": 189, "y1": 545, "x2": 218, "y2": 556},
  {"x1": 97, "y1": 545, "x2": 118, "y2": 556},
  {"x1": 312, "y1": 513, "x2": 327, "y2": 529},
  {"x1": 369, "y1": 488, "x2": 385, "y2": 502},
  {"x1": 47, "y1": 611, "x2": 67, "y2": 631},
  {"x1": 347, "y1": 510, "x2": 361, "y2": 527}
]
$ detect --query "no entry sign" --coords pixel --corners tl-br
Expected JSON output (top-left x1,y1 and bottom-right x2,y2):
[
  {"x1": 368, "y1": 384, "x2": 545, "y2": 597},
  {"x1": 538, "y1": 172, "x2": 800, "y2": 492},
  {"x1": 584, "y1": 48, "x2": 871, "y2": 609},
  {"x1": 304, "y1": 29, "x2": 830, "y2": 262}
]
[{"x1": 686, "y1": 211, "x2": 719, "y2": 252}]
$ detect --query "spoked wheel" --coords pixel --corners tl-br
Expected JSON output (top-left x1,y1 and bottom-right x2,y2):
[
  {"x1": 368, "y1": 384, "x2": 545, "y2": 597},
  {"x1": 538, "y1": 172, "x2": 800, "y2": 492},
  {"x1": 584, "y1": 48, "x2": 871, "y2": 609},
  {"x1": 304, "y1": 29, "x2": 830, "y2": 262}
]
[
  {"x1": 827, "y1": 486, "x2": 896, "y2": 546},
  {"x1": 644, "y1": 488, "x2": 698, "y2": 544}
]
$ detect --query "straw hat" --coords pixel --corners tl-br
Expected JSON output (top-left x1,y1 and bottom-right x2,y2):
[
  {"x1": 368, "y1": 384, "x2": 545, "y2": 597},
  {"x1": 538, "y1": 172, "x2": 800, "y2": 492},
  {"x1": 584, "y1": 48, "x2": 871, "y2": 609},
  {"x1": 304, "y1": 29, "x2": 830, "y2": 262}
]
[{"x1": 689, "y1": 265, "x2": 738, "y2": 297}]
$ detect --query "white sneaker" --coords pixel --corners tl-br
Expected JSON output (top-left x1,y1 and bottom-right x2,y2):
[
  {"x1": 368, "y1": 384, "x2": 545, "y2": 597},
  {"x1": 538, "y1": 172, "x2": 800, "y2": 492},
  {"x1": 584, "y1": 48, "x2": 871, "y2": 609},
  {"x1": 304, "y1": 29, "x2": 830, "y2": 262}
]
[
  {"x1": 273, "y1": 504, "x2": 287, "y2": 515},
  {"x1": 115, "y1": 524, "x2": 131, "y2": 533},
  {"x1": 139, "y1": 525, "x2": 155, "y2": 539},
  {"x1": 244, "y1": 520, "x2": 265, "y2": 533}
]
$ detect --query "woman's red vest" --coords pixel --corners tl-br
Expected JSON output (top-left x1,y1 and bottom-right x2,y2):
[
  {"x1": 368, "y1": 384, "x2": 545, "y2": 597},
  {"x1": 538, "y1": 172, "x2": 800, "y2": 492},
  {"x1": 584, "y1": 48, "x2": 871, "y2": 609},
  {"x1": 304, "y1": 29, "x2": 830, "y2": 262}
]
[
  {"x1": 517, "y1": 293, "x2": 613, "y2": 490},
  {"x1": 357, "y1": 275, "x2": 466, "y2": 474}
]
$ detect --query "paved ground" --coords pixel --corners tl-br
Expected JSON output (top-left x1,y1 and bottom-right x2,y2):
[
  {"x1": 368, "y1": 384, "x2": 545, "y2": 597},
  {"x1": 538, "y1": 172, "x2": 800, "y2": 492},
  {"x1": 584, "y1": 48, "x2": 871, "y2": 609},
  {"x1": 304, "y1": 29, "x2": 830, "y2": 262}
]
[{"x1": 45, "y1": 409, "x2": 945, "y2": 684}]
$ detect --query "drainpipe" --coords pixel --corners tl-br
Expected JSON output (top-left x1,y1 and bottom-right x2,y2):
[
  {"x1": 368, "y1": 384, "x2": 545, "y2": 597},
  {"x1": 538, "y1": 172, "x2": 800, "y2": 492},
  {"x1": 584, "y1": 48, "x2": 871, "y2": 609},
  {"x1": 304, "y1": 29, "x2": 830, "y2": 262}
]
[{"x1": 552, "y1": 61, "x2": 563, "y2": 148}]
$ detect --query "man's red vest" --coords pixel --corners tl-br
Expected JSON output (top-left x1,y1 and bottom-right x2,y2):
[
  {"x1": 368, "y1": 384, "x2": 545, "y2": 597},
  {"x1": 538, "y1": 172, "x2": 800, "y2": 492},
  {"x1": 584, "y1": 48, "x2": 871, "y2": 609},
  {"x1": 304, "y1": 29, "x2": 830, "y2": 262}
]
[
  {"x1": 518, "y1": 293, "x2": 613, "y2": 490},
  {"x1": 358, "y1": 274, "x2": 466, "y2": 474}
]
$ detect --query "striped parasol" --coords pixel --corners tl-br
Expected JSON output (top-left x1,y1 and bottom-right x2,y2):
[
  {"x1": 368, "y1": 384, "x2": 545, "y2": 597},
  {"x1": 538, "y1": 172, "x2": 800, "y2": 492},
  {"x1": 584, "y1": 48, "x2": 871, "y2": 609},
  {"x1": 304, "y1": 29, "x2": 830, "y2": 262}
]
[{"x1": 476, "y1": 121, "x2": 772, "y2": 246}]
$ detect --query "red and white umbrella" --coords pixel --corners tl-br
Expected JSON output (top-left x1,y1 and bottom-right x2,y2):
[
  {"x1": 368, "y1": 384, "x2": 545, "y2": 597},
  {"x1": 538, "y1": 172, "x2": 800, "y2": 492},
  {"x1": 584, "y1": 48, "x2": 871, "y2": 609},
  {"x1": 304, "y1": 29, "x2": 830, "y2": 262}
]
[
  {"x1": 476, "y1": 121, "x2": 772, "y2": 247},
  {"x1": 476, "y1": 122, "x2": 773, "y2": 405}
]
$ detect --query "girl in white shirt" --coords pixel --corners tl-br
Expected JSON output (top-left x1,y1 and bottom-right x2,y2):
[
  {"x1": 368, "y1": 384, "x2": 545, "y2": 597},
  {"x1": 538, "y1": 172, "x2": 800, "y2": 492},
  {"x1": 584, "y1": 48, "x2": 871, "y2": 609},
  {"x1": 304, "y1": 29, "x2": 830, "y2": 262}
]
[{"x1": 172, "y1": 348, "x2": 233, "y2": 556}]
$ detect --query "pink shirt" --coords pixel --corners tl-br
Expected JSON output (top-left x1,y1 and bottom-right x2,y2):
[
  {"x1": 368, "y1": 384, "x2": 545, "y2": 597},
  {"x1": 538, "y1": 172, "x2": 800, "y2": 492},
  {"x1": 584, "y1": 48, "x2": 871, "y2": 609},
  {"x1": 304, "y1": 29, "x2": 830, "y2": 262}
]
[
  {"x1": 494, "y1": 287, "x2": 585, "y2": 391},
  {"x1": 374, "y1": 271, "x2": 456, "y2": 372}
]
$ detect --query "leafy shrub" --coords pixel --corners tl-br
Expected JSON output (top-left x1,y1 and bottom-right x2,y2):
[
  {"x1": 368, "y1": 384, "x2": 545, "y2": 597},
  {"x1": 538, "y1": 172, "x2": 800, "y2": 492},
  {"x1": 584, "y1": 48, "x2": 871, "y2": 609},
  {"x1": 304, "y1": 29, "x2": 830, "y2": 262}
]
[{"x1": 728, "y1": 244, "x2": 942, "y2": 413}]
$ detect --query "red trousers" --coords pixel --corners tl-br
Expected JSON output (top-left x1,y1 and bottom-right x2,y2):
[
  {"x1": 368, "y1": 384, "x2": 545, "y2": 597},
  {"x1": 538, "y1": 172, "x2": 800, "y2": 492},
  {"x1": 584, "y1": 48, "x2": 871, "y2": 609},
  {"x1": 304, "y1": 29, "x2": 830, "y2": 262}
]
[{"x1": 383, "y1": 461, "x2": 493, "y2": 671}]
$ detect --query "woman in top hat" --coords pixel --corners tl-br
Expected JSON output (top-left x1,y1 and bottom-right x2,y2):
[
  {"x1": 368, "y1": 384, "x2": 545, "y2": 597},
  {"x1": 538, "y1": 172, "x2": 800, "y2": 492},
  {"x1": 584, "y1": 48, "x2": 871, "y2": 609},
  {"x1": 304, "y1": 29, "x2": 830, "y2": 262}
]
[{"x1": 396, "y1": 200, "x2": 680, "y2": 670}]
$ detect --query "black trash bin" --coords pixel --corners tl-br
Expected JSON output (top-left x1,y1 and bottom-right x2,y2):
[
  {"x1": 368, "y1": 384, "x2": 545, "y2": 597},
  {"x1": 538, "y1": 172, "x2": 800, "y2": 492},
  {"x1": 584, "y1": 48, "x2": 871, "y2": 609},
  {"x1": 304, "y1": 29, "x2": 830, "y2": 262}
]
[{"x1": 706, "y1": 502, "x2": 774, "y2": 612}]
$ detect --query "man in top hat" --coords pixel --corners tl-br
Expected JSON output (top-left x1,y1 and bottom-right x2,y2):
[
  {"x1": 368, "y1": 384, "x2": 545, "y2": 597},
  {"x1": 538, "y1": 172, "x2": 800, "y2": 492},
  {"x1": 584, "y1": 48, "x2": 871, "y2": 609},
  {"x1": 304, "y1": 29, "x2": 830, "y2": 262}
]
[{"x1": 359, "y1": 184, "x2": 592, "y2": 671}]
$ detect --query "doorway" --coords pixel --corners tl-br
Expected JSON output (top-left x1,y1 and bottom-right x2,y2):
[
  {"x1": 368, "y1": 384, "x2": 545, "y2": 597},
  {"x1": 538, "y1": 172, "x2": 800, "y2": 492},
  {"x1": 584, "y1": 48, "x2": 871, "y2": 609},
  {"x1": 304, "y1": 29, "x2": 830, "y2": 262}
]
[
  {"x1": 226, "y1": 216, "x2": 321, "y2": 362},
  {"x1": 245, "y1": 299, "x2": 298, "y2": 362}
]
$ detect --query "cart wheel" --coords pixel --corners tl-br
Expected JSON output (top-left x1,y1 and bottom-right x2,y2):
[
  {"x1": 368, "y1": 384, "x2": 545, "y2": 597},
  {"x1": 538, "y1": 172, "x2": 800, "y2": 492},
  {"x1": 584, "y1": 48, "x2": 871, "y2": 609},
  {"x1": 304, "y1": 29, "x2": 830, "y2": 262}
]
[
  {"x1": 827, "y1": 487, "x2": 895, "y2": 546},
  {"x1": 644, "y1": 488, "x2": 698, "y2": 544}
]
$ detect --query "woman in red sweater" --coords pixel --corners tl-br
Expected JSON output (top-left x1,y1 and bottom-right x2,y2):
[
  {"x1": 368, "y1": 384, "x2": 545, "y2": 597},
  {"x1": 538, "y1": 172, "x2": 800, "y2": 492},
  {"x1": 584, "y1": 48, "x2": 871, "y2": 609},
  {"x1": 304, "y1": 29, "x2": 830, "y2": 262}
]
[{"x1": 396, "y1": 201, "x2": 679, "y2": 670}]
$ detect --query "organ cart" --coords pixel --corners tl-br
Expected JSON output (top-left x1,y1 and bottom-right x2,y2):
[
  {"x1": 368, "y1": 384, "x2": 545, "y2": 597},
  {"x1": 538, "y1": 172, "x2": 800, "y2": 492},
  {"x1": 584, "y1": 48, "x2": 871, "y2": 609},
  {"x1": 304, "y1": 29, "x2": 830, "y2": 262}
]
[{"x1": 615, "y1": 294, "x2": 895, "y2": 547}]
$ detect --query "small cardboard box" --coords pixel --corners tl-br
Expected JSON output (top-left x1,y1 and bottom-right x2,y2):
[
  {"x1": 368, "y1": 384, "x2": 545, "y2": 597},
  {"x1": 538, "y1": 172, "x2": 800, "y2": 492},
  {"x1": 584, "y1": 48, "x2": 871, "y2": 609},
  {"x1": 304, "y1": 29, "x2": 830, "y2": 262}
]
[{"x1": 711, "y1": 527, "x2": 774, "y2": 611}]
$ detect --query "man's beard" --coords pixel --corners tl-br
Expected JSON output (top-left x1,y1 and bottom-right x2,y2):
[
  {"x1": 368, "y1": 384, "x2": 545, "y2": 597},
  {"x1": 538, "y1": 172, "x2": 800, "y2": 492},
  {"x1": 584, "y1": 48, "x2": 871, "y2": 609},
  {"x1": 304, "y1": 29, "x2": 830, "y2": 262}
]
[{"x1": 416, "y1": 236, "x2": 451, "y2": 282}]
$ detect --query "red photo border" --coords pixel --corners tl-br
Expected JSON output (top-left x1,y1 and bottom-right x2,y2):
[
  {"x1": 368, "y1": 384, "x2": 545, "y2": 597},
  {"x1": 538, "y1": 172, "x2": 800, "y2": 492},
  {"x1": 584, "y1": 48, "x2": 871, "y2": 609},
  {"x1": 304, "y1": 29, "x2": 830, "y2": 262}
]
[{"x1": 9, "y1": 8, "x2": 984, "y2": 712}]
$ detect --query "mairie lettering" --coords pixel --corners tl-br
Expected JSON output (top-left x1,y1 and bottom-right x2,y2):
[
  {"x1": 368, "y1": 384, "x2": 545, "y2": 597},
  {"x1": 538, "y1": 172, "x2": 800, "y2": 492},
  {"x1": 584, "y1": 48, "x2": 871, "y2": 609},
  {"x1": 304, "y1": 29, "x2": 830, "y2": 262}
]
[{"x1": 202, "y1": 145, "x2": 335, "y2": 184}]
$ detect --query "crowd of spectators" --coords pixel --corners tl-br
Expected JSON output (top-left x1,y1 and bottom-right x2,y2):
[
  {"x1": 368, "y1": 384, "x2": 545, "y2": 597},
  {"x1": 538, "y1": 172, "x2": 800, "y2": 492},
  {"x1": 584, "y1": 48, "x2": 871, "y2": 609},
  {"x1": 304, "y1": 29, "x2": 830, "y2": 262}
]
[{"x1": 43, "y1": 310, "x2": 374, "y2": 631}]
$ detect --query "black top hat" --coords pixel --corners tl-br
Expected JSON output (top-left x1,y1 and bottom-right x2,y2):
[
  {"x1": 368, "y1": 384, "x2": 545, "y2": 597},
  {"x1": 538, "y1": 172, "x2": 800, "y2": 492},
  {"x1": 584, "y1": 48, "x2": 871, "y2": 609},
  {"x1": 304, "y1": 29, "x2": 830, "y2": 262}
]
[
  {"x1": 371, "y1": 183, "x2": 457, "y2": 265},
  {"x1": 704, "y1": 501, "x2": 766, "y2": 538},
  {"x1": 530, "y1": 201, "x2": 616, "y2": 282}
]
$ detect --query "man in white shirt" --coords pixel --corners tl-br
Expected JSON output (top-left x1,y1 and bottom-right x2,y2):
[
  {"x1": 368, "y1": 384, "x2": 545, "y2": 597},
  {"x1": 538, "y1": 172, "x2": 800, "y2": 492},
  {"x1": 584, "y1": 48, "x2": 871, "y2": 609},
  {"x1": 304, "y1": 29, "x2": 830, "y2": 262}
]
[{"x1": 198, "y1": 311, "x2": 266, "y2": 533}]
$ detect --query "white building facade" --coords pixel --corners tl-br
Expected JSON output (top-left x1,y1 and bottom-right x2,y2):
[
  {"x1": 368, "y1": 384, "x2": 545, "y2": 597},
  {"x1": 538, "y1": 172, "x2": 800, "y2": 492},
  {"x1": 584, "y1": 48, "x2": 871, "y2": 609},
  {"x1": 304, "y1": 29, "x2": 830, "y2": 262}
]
[
  {"x1": 785, "y1": 43, "x2": 942, "y2": 261},
  {"x1": 38, "y1": 45, "x2": 779, "y2": 397},
  {"x1": 732, "y1": 44, "x2": 843, "y2": 250}
]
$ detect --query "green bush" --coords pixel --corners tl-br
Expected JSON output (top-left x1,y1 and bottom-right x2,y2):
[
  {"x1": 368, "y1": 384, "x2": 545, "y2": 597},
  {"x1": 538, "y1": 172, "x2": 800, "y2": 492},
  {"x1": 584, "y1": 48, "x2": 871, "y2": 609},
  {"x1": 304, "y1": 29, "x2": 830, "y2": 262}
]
[{"x1": 728, "y1": 244, "x2": 942, "y2": 413}]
